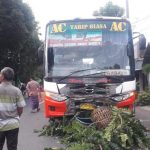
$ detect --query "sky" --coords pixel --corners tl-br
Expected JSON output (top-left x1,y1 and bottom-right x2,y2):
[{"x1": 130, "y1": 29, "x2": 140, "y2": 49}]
[{"x1": 23, "y1": 0, "x2": 150, "y2": 41}]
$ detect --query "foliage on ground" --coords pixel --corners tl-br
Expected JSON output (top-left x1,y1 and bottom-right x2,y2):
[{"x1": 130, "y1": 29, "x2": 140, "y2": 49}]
[
  {"x1": 39, "y1": 107, "x2": 150, "y2": 150},
  {"x1": 136, "y1": 90, "x2": 150, "y2": 106}
]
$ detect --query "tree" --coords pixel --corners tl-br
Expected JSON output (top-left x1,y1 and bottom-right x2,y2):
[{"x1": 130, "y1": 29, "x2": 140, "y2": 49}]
[
  {"x1": 93, "y1": 1, "x2": 124, "y2": 17},
  {"x1": 0, "y1": 0, "x2": 41, "y2": 84}
]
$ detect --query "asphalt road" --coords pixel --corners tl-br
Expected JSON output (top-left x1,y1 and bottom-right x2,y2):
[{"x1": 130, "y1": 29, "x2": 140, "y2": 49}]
[
  {"x1": 3, "y1": 99, "x2": 64, "y2": 150},
  {"x1": 135, "y1": 106, "x2": 150, "y2": 131}
]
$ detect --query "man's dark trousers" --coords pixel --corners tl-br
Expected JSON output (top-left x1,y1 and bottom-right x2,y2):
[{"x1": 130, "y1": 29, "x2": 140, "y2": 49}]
[{"x1": 0, "y1": 128, "x2": 19, "y2": 150}]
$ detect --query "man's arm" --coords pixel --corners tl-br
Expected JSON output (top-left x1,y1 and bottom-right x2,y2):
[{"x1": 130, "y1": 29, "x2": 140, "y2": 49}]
[{"x1": 16, "y1": 89, "x2": 26, "y2": 117}]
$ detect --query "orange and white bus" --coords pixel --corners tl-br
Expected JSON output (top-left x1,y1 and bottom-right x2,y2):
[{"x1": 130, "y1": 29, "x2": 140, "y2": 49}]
[{"x1": 40, "y1": 17, "x2": 145, "y2": 118}]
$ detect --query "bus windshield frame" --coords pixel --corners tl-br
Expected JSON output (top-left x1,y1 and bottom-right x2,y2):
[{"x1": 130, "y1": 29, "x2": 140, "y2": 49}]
[{"x1": 45, "y1": 18, "x2": 135, "y2": 81}]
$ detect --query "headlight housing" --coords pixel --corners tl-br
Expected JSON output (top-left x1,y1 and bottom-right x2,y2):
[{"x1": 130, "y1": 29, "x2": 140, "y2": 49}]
[
  {"x1": 45, "y1": 91, "x2": 67, "y2": 102},
  {"x1": 111, "y1": 92, "x2": 134, "y2": 102}
]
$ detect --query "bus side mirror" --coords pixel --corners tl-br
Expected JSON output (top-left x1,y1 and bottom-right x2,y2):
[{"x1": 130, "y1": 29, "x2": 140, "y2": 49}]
[
  {"x1": 38, "y1": 44, "x2": 44, "y2": 64},
  {"x1": 139, "y1": 34, "x2": 146, "y2": 50}
]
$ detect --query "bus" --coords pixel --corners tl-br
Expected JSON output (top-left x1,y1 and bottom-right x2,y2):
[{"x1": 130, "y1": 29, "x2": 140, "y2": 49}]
[{"x1": 40, "y1": 17, "x2": 145, "y2": 118}]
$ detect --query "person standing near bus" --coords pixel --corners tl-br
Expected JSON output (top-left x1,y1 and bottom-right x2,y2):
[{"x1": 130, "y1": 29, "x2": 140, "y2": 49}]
[
  {"x1": 0, "y1": 67, "x2": 26, "y2": 150},
  {"x1": 26, "y1": 78, "x2": 40, "y2": 113}
]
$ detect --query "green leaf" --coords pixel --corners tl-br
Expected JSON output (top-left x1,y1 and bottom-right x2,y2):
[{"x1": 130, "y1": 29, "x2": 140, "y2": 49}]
[{"x1": 119, "y1": 133, "x2": 128, "y2": 147}]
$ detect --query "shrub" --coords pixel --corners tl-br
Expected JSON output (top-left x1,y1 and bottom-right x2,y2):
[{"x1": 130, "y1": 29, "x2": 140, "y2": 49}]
[
  {"x1": 136, "y1": 90, "x2": 150, "y2": 106},
  {"x1": 40, "y1": 107, "x2": 150, "y2": 150}
]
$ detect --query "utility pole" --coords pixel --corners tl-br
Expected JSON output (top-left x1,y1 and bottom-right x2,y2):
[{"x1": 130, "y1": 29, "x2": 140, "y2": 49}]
[{"x1": 126, "y1": 0, "x2": 129, "y2": 18}]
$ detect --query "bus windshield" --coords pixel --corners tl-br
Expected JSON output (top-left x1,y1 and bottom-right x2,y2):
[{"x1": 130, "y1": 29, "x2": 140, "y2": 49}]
[{"x1": 46, "y1": 19, "x2": 133, "y2": 77}]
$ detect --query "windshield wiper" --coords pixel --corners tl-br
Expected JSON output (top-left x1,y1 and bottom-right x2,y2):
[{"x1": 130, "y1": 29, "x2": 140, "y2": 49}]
[
  {"x1": 81, "y1": 72, "x2": 124, "y2": 82},
  {"x1": 81, "y1": 71, "x2": 106, "y2": 77},
  {"x1": 58, "y1": 67, "x2": 101, "y2": 83}
]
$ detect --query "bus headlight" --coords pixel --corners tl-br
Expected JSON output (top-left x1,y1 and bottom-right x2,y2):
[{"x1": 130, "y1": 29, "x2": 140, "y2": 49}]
[
  {"x1": 45, "y1": 92, "x2": 67, "y2": 102},
  {"x1": 111, "y1": 92, "x2": 134, "y2": 102}
]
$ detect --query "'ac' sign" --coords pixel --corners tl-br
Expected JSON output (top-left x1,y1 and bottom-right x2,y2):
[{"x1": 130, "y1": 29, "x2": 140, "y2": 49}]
[
  {"x1": 110, "y1": 22, "x2": 126, "y2": 32},
  {"x1": 50, "y1": 23, "x2": 67, "y2": 33}
]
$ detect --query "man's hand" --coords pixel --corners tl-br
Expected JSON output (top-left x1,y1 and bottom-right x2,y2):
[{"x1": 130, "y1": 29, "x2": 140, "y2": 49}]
[{"x1": 17, "y1": 107, "x2": 23, "y2": 117}]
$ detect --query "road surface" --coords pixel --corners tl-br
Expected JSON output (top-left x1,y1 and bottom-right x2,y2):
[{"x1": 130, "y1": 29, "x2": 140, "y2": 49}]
[
  {"x1": 135, "y1": 106, "x2": 150, "y2": 131},
  {"x1": 3, "y1": 99, "x2": 64, "y2": 150}
]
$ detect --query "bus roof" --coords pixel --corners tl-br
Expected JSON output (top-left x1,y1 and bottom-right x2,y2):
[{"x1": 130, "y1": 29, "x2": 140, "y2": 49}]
[{"x1": 47, "y1": 17, "x2": 130, "y2": 26}]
